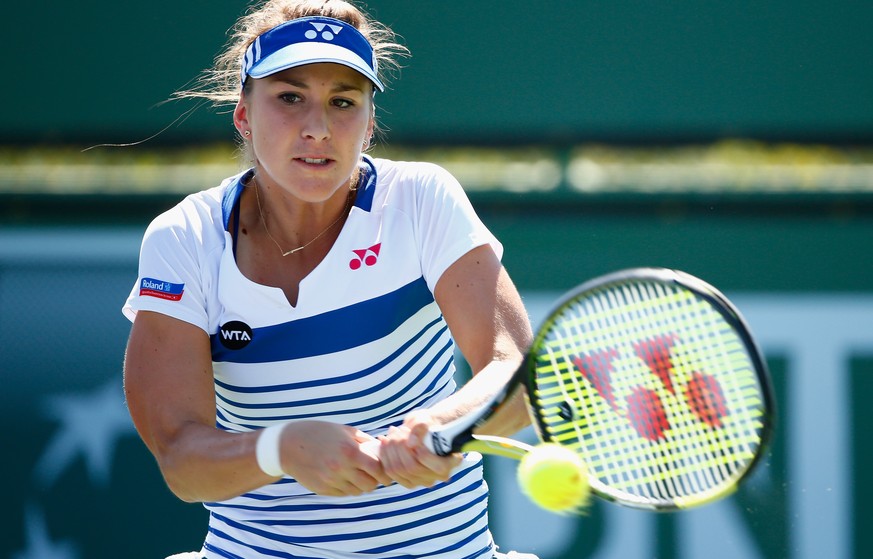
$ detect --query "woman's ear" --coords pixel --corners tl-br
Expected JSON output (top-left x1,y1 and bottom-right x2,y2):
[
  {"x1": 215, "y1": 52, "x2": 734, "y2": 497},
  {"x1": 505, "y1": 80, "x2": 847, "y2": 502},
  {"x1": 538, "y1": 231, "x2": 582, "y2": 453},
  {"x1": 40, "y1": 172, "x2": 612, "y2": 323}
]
[
  {"x1": 233, "y1": 96, "x2": 250, "y2": 139},
  {"x1": 364, "y1": 111, "x2": 375, "y2": 149}
]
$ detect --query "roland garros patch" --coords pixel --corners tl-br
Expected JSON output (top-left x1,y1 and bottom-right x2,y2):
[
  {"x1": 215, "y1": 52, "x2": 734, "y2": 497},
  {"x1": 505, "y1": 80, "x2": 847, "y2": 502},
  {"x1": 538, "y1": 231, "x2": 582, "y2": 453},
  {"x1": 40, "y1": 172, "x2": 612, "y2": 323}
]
[{"x1": 139, "y1": 277, "x2": 185, "y2": 301}]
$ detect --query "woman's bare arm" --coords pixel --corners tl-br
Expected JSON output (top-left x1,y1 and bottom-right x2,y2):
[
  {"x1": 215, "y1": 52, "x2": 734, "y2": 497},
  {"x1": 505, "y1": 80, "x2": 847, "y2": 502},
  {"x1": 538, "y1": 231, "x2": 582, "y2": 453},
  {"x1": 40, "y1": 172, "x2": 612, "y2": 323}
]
[{"x1": 124, "y1": 311, "x2": 390, "y2": 502}]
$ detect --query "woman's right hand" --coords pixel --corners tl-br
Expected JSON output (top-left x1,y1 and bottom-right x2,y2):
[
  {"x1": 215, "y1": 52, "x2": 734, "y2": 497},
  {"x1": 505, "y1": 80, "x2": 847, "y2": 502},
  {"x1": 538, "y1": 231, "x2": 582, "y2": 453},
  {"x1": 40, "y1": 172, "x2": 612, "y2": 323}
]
[{"x1": 279, "y1": 421, "x2": 393, "y2": 496}]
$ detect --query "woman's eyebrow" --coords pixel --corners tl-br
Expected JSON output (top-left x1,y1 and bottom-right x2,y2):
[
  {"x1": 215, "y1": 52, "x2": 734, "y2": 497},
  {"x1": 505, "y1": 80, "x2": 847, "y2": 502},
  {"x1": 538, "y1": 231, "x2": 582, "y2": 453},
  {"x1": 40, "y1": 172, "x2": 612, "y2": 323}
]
[
  {"x1": 333, "y1": 82, "x2": 366, "y2": 93},
  {"x1": 273, "y1": 77, "x2": 308, "y2": 88},
  {"x1": 273, "y1": 77, "x2": 365, "y2": 93}
]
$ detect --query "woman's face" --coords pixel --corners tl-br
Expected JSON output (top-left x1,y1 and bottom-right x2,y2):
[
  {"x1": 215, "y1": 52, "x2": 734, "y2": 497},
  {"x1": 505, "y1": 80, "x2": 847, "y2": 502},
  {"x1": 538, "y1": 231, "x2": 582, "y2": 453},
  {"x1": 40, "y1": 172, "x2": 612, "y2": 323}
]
[{"x1": 235, "y1": 63, "x2": 375, "y2": 203}]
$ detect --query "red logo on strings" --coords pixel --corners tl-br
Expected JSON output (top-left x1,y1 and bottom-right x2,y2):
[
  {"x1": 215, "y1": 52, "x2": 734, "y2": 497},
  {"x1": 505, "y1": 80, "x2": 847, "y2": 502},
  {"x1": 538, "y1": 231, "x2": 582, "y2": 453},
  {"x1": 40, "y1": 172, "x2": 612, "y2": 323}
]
[
  {"x1": 573, "y1": 334, "x2": 729, "y2": 441},
  {"x1": 573, "y1": 349, "x2": 620, "y2": 410},
  {"x1": 349, "y1": 243, "x2": 381, "y2": 270}
]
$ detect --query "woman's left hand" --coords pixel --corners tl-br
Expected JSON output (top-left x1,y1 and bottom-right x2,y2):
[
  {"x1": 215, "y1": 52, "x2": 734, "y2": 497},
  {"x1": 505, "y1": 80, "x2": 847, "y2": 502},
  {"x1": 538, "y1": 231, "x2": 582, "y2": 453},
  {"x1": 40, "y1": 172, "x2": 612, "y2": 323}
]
[{"x1": 375, "y1": 410, "x2": 461, "y2": 489}]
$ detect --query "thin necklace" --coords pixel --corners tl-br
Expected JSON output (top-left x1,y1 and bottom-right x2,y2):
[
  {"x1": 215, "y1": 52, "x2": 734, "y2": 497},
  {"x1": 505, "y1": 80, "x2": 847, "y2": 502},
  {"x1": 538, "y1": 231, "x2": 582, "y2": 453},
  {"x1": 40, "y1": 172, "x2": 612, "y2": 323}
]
[{"x1": 253, "y1": 177, "x2": 354, "y2": 257}]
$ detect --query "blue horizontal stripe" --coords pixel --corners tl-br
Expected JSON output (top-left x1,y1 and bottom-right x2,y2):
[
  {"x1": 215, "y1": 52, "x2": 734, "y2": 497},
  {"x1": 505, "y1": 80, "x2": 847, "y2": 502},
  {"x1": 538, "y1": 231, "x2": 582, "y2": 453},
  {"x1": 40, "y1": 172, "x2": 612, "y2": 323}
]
[
  {"x1": 457, "y1": 544, "x2": 496, "y2": 559},
  {"x1": 345, "y1": 361, "x2": 454, "y2": 428},
  {"x1": 215, "y1": 365, "x2": 453, "y2": 438},
  {"x1": 252, "y1": 479, "x2": 485, "y2": 527},
  {"x1": 214, "y1": 330, "x2": 451, "y2": 411},
  {"x1": 205, "y1": 526, "x2": 491, "y2": 559},
  {"x1": 217, "y1": 372, "x2": 453, "y2": 430},
  {"x1": 360, "y1": 503, "x2": 489, "y2": 554},
  {"x1": 214, "y1": 316, "x2": 445, "y2": 394},
  {"x1": 208, "y1": 457, "x2": 483, "y2": 510},
  {"x1": 354, "y1": 544, "x2": 492, "y2": 559},
  {"x1": 211, "y1": 276, "x2": 434, "y2": 363},
  {"x1": 210, "y1": 490, "x2": 488, "y2": 546},
  {"x1": 215, "y1": 338, "x2": 452, "y2": 423},
  {"x1": 205, "y1": 528, "x2": 325, "y2": 559}
]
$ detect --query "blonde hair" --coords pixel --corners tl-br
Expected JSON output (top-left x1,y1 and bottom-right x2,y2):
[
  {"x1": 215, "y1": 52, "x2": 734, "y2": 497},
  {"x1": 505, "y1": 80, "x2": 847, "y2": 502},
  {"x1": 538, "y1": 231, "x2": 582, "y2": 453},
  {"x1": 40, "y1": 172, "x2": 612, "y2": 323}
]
[{"x1": 175, "y1": 0, "x2": 407, "y2": 106}]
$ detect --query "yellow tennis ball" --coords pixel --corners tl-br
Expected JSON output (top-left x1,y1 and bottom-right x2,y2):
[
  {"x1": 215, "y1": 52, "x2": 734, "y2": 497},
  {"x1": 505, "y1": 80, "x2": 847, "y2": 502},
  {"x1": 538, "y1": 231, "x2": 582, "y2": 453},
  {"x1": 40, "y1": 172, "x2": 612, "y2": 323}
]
[{"x1": 517, "y1": 443, "x2": 590, "y2": 513}]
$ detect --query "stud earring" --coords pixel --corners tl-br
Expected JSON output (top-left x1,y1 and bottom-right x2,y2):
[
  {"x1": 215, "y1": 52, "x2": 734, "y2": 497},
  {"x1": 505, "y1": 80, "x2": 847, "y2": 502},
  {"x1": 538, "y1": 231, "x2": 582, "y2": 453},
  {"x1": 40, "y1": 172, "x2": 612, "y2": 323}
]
[{"x1": 244, "y1": 130, "x2": 251, "y2": 137}]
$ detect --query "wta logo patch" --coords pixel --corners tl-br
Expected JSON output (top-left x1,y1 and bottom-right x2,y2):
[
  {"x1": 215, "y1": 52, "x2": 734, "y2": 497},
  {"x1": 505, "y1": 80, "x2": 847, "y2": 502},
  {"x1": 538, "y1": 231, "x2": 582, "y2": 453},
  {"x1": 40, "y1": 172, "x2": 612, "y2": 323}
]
[
  {"x1": 219, "y1": 321, "x2": 253, "y2": 350},
  {"x1": 139, "y1": 277, "x2": 185, "y2": 301}
]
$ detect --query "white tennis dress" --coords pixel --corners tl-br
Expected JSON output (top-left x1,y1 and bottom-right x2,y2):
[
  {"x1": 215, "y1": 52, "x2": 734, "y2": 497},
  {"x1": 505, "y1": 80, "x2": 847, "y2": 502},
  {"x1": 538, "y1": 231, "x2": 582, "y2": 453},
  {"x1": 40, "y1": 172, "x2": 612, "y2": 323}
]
[{"x1": 123, "y1": 156, "x2": 504, "y2": 559}]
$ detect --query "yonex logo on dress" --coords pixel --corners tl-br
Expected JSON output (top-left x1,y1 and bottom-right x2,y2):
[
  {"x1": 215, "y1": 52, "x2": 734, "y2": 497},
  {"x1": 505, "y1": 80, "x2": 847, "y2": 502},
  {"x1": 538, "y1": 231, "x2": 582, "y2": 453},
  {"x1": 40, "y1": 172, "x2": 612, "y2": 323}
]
[
  {"x1": 306, "y1": 22, "x2": 344, "y2": 41},
  {"x1": 349, "y1": 243, "x2": 381, "y2": 270}
]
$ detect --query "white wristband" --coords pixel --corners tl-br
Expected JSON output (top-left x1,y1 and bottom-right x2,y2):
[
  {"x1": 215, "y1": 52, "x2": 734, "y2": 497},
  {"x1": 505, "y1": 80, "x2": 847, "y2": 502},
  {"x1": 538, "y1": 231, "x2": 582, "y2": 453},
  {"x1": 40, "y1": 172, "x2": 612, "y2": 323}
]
[{"x1": 255, "y1": 423, "x2": 287, "y2": 477}]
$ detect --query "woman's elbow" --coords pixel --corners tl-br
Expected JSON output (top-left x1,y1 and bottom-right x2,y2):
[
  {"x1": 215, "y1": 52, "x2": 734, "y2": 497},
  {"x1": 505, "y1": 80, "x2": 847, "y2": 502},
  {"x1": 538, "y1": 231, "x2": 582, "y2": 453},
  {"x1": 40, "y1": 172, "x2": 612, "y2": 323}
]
[{"x1": 154, "y1": 451, "x2": 207, "y2": 503}]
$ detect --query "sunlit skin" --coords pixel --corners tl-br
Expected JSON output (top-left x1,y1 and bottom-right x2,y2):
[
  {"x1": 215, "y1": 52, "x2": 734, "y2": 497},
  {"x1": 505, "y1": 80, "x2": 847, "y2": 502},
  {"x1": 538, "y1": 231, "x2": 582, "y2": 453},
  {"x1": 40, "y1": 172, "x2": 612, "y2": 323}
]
[{"x1": 233, "y1": 63, "x2": 375, "y2": 250}]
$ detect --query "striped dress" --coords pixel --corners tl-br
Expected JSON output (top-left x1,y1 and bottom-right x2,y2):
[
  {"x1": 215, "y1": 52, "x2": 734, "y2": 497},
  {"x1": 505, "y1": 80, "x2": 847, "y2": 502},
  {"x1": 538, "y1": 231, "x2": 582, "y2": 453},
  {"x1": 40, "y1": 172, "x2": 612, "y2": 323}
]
[{"x1": 124, "y1": 156, "x2": 503, "y2": 559}]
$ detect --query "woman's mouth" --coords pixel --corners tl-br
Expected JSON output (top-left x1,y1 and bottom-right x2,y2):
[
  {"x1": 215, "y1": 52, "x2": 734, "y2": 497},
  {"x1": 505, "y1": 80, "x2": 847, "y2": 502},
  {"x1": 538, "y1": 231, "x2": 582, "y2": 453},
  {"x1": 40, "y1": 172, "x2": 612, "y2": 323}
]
[{"x1": 298, "y1": 157, "x2": 330, "y2": 165}]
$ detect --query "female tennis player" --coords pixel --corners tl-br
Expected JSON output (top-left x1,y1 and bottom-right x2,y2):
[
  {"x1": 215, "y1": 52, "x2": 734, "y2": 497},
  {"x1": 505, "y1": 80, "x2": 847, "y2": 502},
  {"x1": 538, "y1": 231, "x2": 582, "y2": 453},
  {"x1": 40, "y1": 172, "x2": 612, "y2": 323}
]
[{"x1": 122, "y1": 1, "x2": 537, "y2": 557}]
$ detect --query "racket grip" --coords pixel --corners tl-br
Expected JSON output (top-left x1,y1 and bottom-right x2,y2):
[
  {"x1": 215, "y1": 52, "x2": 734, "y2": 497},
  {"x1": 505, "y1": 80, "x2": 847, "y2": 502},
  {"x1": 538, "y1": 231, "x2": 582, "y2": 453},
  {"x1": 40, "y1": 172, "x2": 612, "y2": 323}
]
[
  {"x1": 425, "y1": 414, "x2": 480, "y2": 456},
  {"x1": 360, "y1": 434, "x2": 455, "y2": 457},
  {"x1": 361, "y1": 434, "x2": 454, "y2": 457},
  {"x1": 424, "y1": 430, "x2": 453, "y2": 456},
  {"x1": 423, "y1": 392, "x2": 508, "y2": 455}
]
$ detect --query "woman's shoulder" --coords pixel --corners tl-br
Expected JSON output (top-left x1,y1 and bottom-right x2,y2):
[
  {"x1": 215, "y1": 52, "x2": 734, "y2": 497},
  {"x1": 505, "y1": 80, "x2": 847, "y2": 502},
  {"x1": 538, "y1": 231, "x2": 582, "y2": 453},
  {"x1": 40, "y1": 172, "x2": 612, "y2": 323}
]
[
  {"x1": 371, "y1": 157, "x2": 453, "y2": 184},
  {"x1": 369, "y1": 157, "x2": 463, "y2": 206},
  {"x1": 143, "y1": 173, "x2": 244, "y2": 248}
]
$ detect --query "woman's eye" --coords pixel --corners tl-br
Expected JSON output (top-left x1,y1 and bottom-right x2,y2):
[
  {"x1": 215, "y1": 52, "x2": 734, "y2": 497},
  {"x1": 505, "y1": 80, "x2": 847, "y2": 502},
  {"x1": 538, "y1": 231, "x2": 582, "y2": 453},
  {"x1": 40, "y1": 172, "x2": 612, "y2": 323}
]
[
  {"x1": 279, "y1": 93, "x2": 301, "y2": 104},
  {"x1": 333, "y1": 98, "x2": 354, "y2": 109}
]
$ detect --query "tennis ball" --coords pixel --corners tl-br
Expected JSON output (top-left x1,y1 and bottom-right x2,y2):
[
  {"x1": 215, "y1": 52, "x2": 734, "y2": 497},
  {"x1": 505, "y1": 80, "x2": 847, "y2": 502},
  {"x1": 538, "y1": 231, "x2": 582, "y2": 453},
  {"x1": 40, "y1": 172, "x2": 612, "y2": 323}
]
[{"x1": 517, "y1": 443, "x2": 590, "y2": 513}]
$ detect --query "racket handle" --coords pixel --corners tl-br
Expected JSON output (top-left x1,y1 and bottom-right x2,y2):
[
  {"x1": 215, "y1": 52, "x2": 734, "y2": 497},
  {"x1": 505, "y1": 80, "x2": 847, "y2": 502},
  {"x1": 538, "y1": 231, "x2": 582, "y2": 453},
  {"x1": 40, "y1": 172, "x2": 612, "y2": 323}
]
[
  {"x1": 425, "y1": 388, "x2": 513, "y2": 455},
  {"x1": 360, "y1": 435, "x2": 456, "y2": 457},
  {"x1": 425, "y1": 414, "x2": 481, "y2": 456},
  {"x1": 359, "y1": 433, "x2": 459, "y2": 457},
  {"x1": 425, "y1": 430, "x2": 452, "y2": 455}
]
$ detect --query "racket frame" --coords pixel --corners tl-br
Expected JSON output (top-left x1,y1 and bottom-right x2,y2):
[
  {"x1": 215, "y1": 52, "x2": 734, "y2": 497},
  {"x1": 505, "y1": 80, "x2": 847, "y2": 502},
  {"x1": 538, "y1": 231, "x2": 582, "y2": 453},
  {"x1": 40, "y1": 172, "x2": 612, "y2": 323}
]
[
  {"x1": 424, "y1": 267, "x2": 775, "y2": 510},
  {"x1": 524, "y1": 267, "x2": 775, "y2": 510}
]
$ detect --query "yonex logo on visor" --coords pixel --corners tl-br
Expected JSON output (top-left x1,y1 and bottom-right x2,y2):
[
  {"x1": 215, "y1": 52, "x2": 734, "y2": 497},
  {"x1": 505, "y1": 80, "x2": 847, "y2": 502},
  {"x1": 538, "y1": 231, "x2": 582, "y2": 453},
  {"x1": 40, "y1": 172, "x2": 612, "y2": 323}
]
[
  {"x1": 306, "y1": 22, "x2": 343, "y2": 40},
  {"x1": 241, "y1": 16, "x2": 384, "y2": 92}
]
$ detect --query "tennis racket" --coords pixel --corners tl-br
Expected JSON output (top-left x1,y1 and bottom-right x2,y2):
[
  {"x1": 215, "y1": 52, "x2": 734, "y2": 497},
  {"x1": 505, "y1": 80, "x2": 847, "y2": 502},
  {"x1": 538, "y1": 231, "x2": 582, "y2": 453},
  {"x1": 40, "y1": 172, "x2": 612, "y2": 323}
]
[{"x1": 425, "y1": 267, "x2": 774, "y2": 511}]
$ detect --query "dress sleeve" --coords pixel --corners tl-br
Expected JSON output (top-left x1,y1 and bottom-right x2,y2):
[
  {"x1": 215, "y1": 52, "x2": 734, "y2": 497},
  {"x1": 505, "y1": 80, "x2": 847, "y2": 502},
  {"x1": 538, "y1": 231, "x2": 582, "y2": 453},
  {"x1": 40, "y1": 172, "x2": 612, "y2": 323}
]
[
  {"x1": 121, "y1": 205, "x2": 213, "y2": 333},
  {"x1": 414, "y1": 163, "x2": 503, "y2": 293}
]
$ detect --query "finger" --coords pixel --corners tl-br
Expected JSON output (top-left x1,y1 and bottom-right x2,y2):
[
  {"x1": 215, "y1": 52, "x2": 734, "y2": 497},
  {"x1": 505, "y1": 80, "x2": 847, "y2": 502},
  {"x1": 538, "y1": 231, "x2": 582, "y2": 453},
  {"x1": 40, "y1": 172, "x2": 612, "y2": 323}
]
[
  {"x1": 353, "y1": 429, "x2": 377, "y2": 444},
  {"x1": 345, "y1": 470, "x2": 384, "y2": 494},
  {"x1": 379, "y1": 452, "x2": 420, "y2": 488},
  {"x1": 379, "y1": 438, "x2": 430, "y2": 488},
  {"x1": 411, "y1": 447, "x2": 461, "y2": 482},
  {"x1": 299, "y1": 477, "x2": 343, "y2": 497},
  {"x1": 311, "y1": 466, "x2": 382, "y2": 497},
  {"x1": 394, "y1": 453, "x2": 449, "y2": 488},
  {"x1": 404, "y1": 420, "x2": 431, "y2": 449},
  {"x1": 379, "y1": 426, "x2": 451, "y2": 488},
  {"x1": 357, "y1": 441, "x2": 394, "y2": 487}
]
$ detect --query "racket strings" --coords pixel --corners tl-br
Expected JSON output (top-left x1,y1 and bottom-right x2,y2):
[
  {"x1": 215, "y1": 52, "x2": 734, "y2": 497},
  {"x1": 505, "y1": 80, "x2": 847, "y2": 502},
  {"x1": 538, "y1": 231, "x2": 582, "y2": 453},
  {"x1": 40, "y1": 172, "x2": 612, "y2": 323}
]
[
  {"x1": 530, "y1": 279, "x2": 767, "y2": 508},
  {"x1": 647, "y1": 281, "x2": 728, "y2": 497}
]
